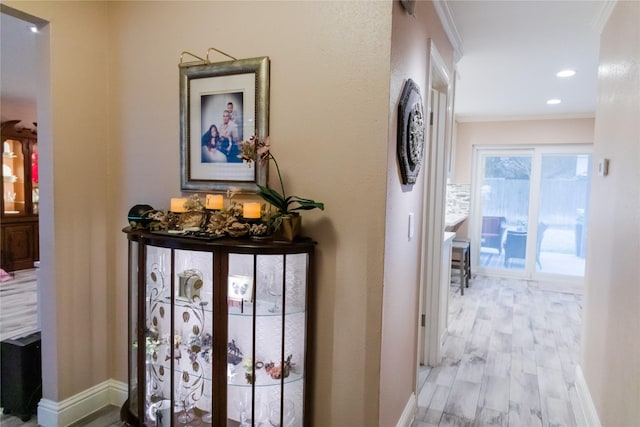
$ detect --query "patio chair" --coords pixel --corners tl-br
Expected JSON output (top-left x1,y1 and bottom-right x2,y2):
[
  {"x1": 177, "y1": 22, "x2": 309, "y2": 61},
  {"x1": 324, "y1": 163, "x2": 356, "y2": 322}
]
[
  {"x1": 504, "y1": 230, "x2": 527, "y2": 267},
  {"x1": 481, "y1": 216, "x2": 507, "y2": 254},
  {"x1": 536, "y1": 222, "x2": 548, "y2": 269}
]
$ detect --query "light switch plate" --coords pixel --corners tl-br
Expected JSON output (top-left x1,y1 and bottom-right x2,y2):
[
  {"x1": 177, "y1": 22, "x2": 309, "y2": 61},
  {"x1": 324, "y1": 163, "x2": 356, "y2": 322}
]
[
  {"x1": 598, "y1": 158, "x2": 609, "y2": 176},
  {"x1": 408, "y1": 212, "x2": 414, "y2": 240}
]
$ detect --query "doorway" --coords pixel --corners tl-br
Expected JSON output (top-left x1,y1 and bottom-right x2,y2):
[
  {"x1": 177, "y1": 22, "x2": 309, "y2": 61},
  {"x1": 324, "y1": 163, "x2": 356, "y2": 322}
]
[
  {"x1": 416, "y1": 39, "x2": 453, "y2": 396},
  {"x1": 471, "y1": 145, "x2": 592, "y2": 284}
]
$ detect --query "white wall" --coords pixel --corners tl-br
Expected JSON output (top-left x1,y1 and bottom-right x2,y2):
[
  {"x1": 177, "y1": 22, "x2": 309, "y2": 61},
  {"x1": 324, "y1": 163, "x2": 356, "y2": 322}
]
[{"x1": 582, "y1": 1, "x2": 640, "y2": 425}]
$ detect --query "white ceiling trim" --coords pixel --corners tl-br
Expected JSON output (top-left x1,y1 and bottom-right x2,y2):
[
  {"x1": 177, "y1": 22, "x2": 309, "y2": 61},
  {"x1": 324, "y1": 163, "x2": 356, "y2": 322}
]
[
  {"x1": 590, "y1": 0, "x2": 617, "y2": 34},
  {"x1": 433, "y1": 0, "x2": 463, "y2": 63}
]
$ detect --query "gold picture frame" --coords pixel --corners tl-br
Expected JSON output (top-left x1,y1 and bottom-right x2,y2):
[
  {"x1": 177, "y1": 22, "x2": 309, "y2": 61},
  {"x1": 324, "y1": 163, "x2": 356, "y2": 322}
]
[{"x1": 180, "y1": 56, "x2": 270, "y2": 193}]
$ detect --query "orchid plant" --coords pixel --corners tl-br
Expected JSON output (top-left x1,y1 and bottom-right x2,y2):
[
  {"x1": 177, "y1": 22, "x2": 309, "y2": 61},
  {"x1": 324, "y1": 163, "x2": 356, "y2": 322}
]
[{"x1": 239, "y1": 135, "x2": 325, "y2": 216}]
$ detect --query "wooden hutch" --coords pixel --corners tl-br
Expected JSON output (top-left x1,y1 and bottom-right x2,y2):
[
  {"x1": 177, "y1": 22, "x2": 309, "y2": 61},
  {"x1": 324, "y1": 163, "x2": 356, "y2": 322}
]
[{"x1": 1, "y1": 120, "x2": 39, "y2": 272}]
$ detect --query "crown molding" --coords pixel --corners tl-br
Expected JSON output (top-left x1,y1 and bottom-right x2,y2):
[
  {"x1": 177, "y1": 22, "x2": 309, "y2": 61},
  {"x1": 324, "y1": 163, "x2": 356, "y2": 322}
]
[
  {"x1": 591, "y1": 1, "x2": 617, "y2": 34},
  {"x1": 433, "y1": 0, "x2": 464, "y2": 63},
  {"x1": 455, "y1": 112, "x2": 595, "y2": 123}
]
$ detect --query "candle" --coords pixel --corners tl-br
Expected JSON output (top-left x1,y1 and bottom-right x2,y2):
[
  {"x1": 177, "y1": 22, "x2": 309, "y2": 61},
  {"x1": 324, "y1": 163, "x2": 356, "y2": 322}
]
[
  {"x1": 170, "y1": 198, "x2": 187, "y2": 213},
  {"x1": 243, "y1": 202, "x2": 261, "y2": 219},
  {"x1": 206, "y1": 194, "x2": 223, "y2": 210}
]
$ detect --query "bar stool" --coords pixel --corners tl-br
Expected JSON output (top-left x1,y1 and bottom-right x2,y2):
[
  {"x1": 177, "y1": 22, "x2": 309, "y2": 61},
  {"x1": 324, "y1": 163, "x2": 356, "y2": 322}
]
[{"x1": 451, "y1": 239, "x2": 471, "y2": 295}]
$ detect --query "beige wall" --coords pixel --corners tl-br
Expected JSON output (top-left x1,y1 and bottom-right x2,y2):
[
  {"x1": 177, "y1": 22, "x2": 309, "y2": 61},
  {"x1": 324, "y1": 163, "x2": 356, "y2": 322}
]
[
  {"x1": 582, "y1": 1, "x2": 640, "y2": 425},
  {"x1": 381, "y1": 1, "x2": 453, "y2": 425},
  {"x1": 4, "y1": 1, "x2": 112, "y2": 401},
  {"x1": 110, "y1": 2, "x2": 393, "y2": 424},
  {"x1": 453, "y1": 118, "x2": 595, "y2": 183},
  {"x1": 6, "y1": 0, "x2": 400, "y2": 425}
]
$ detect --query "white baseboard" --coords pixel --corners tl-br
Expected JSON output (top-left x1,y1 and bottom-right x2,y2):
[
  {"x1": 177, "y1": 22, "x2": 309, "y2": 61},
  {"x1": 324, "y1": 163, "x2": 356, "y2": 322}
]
[
  {"x1": 396, "y1": 392, "x2": 417, "y2": 427},
  {"x1": 37, "y1": 379, "x2": 127, "y2": 427},
  {"x1": 575, "y1": 365, "x2": 601, "y2": 427}
]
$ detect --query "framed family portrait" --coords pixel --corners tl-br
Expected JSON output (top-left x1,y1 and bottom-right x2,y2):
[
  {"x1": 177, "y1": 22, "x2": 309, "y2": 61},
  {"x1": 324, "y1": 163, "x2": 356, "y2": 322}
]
[{"x1": 180, "y1": 56, "x2": 270, "y2": 193}]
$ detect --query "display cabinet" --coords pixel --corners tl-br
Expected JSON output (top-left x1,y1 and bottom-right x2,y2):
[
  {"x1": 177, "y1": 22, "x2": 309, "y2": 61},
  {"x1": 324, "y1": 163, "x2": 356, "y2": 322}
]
[
  {"x1": 1, "y1": 120, "x2": 39, "y2": 272},
  {"x1": 122, "y1": 228, "x2": 315, "y2": 427}
]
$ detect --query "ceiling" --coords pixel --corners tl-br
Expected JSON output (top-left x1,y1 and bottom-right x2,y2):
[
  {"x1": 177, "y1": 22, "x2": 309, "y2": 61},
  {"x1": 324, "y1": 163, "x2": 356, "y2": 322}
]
[
  {"x1": 444, "y1": 0, "x2": 607, "y2": 121},
  {"x1": 1, "y1": 2, "x2": 609, "y2": 121},
  {"x1": 0, "y1": 11, "x2": 37, "y2": 105}
]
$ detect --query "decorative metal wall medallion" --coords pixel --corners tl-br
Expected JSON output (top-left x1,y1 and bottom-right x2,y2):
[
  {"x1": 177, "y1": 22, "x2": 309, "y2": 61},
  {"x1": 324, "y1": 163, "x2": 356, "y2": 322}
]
[{"x1": 397, "y1": 79, "x2": 425, "y2": 185}]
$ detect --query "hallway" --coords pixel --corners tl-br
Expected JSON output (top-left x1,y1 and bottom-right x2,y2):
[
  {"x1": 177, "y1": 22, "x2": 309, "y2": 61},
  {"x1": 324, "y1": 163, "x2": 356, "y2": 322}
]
[{"x1": 413, "y1": 276, "x2": 583, "y2": 426}]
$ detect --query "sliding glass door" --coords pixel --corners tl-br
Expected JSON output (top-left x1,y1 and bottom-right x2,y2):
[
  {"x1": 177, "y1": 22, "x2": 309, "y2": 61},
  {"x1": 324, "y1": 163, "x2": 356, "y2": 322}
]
[
  {"x1": 477, "y1": 151, "x2": 532, "y2": 271},
  {"x1": 535, "y1": 154, "x2": 591, "y2": 276},
  {"x1": 472, "y1": 146, "x2": 591, "y2": 282}
]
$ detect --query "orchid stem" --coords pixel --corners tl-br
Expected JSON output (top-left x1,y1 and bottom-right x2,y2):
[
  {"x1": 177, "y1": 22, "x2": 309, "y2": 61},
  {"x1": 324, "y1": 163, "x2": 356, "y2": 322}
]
[{"x1": 270, "y1": 154, "x2": 286, "y2": 206}]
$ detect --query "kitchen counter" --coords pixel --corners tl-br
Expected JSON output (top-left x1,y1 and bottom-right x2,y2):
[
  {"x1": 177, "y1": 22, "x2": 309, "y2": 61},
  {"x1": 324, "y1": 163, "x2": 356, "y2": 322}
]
[
  {"x1": 444, "y1": 231, "x2": 456, "y2": 243},
  {"x1": 445, "y1": 213, "x2": 468, "y2": 232}
]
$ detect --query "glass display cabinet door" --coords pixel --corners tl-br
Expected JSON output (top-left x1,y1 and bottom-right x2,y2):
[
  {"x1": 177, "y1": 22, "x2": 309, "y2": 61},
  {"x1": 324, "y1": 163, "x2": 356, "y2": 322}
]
[
  {"x1": 30, "y1": 142, "x2": 38, "y2": 214},
  {"x1": 141, "y1": 246, "x2": 215, "y2": 426},
  {"x1": 227, "y1": 252, "x2": 308, "y2": 427},
  {"x1": 172, "y1": 249, "x2": 214, "y2": 425},
  {"x1": 2, "y1": 138, "x2": 25, "y2": 215},
  {"x1": 142, "y1": 245, "x2": 172, "y2": 426},
  {"x1": 128, "y1": 241, "x2": 139, "y2": 421}
]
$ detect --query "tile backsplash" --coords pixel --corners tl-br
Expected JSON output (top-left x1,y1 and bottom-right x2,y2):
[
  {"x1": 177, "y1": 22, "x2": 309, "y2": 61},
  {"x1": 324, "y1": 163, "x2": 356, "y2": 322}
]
[{"x1": 446, "y1": 183, "x2": 470, "y2": 216}]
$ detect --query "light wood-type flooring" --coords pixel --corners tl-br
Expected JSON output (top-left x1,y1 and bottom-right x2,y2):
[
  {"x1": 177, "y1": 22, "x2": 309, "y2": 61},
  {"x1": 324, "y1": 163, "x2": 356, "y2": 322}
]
[
  {"x1": 0, "y1": 269, "x2": 38, "y2": 342},
  {"x1": 412, "y1": 275, "x2": 584, "y2": 427},
  {"x1": 1, "y1": 271, "x2": 582, "y2": 426}
]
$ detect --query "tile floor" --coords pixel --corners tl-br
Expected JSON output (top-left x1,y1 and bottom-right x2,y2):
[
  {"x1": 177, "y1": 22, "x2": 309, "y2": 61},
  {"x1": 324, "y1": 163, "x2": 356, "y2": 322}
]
[
  {"x1": 1, "y1": 270, "x2": 583, "y2": 426},
  {"x1": 412, "y1": 275, "x2": 584, "y2": 427},
  {"x1": 0, "y1": 268, "x2": 38, "y2": 342}
]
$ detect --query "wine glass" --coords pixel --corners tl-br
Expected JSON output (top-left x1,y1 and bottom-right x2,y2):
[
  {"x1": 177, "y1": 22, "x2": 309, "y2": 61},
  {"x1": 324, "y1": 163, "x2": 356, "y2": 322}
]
[
  {"x1": 175, "y1": 384, "x2": 196, "y2": 426},
  {"x1": 200, "y1": 382, "x2": 213, "y2": 424},
  {"x1": 236, "y1": 391, "x2": 269, "y2": 426},
  {"x1": 254, "y1": 400, "x2": 268, "y2": 426},
  {"x1": 236, "y1": 391, "x2": 252, "y2": 427},
  {"x1": 268, "y1": 399, "x2": 294, "y2": 427},
  {"x1": 267, "y1": 270, "x2": 282, "y2": 313},
  {"x1": 176, "y1": 398, "x2": 195, "y2": 426}
]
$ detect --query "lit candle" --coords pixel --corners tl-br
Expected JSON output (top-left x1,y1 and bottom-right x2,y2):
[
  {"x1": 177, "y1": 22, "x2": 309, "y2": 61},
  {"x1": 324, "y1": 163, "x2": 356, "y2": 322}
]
[
  {"x1": 243, "y1": 202, "x2": 261, "y2": 219},
  {"x1": 170, "y1": 198, "x2": 187, "y2": 213},
  {"x1": 206, "y1": 194, "x2": 223, "y2": 210}
]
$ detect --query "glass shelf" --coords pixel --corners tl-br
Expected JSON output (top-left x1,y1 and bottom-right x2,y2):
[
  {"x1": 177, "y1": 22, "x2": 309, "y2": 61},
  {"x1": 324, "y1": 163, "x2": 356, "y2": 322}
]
[
  {"x1": 228, "y1": 300, "x2": 306, "y2": 317},
  {"x1": 146, "y1": 296, "x2": 215, "y2": 313},
  {"x1": 227, "y1": 369, "x2": 304, "y2": 388}
]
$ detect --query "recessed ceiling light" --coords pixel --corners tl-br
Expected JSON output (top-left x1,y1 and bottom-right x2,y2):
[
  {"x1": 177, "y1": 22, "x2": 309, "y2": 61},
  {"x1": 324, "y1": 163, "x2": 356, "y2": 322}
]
[
  {"x1": 29, "y1": 26, "x2": 38, "y2": 33},
  {"x1": 557, "y1": 69, "x2": 576, "y2": 78},
  {"x1": 547, "y1": 99, "x2": 562, "y2": 105}
]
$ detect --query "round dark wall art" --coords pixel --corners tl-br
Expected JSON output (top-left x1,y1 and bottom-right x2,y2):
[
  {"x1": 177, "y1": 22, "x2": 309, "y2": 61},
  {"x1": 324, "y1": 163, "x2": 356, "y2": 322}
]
[{"x1": 397, "y1": 78, "x2": 425, "y2": 185}]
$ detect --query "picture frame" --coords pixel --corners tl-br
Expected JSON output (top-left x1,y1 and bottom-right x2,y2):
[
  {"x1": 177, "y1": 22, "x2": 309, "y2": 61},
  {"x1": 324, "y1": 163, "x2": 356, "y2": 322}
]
[
  {"x1": 228, "y1": 274, "x2": 253, "y2": 303},
  {"x1": 397, "y1": 78, "x2": 425, "y2": 185},
  {"x1": 180, "y1": 56, "x2": 270, "y2": 193}
]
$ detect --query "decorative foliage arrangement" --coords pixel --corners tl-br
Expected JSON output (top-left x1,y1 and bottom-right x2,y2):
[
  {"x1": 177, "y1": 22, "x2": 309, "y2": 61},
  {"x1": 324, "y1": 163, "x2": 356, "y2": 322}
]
[
  {"x1": 128, "y1": 135, "x2": 324, "y2": 241},
  {"x1": 129, "y1": 193, "x2": 267, "y2": 238}
]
